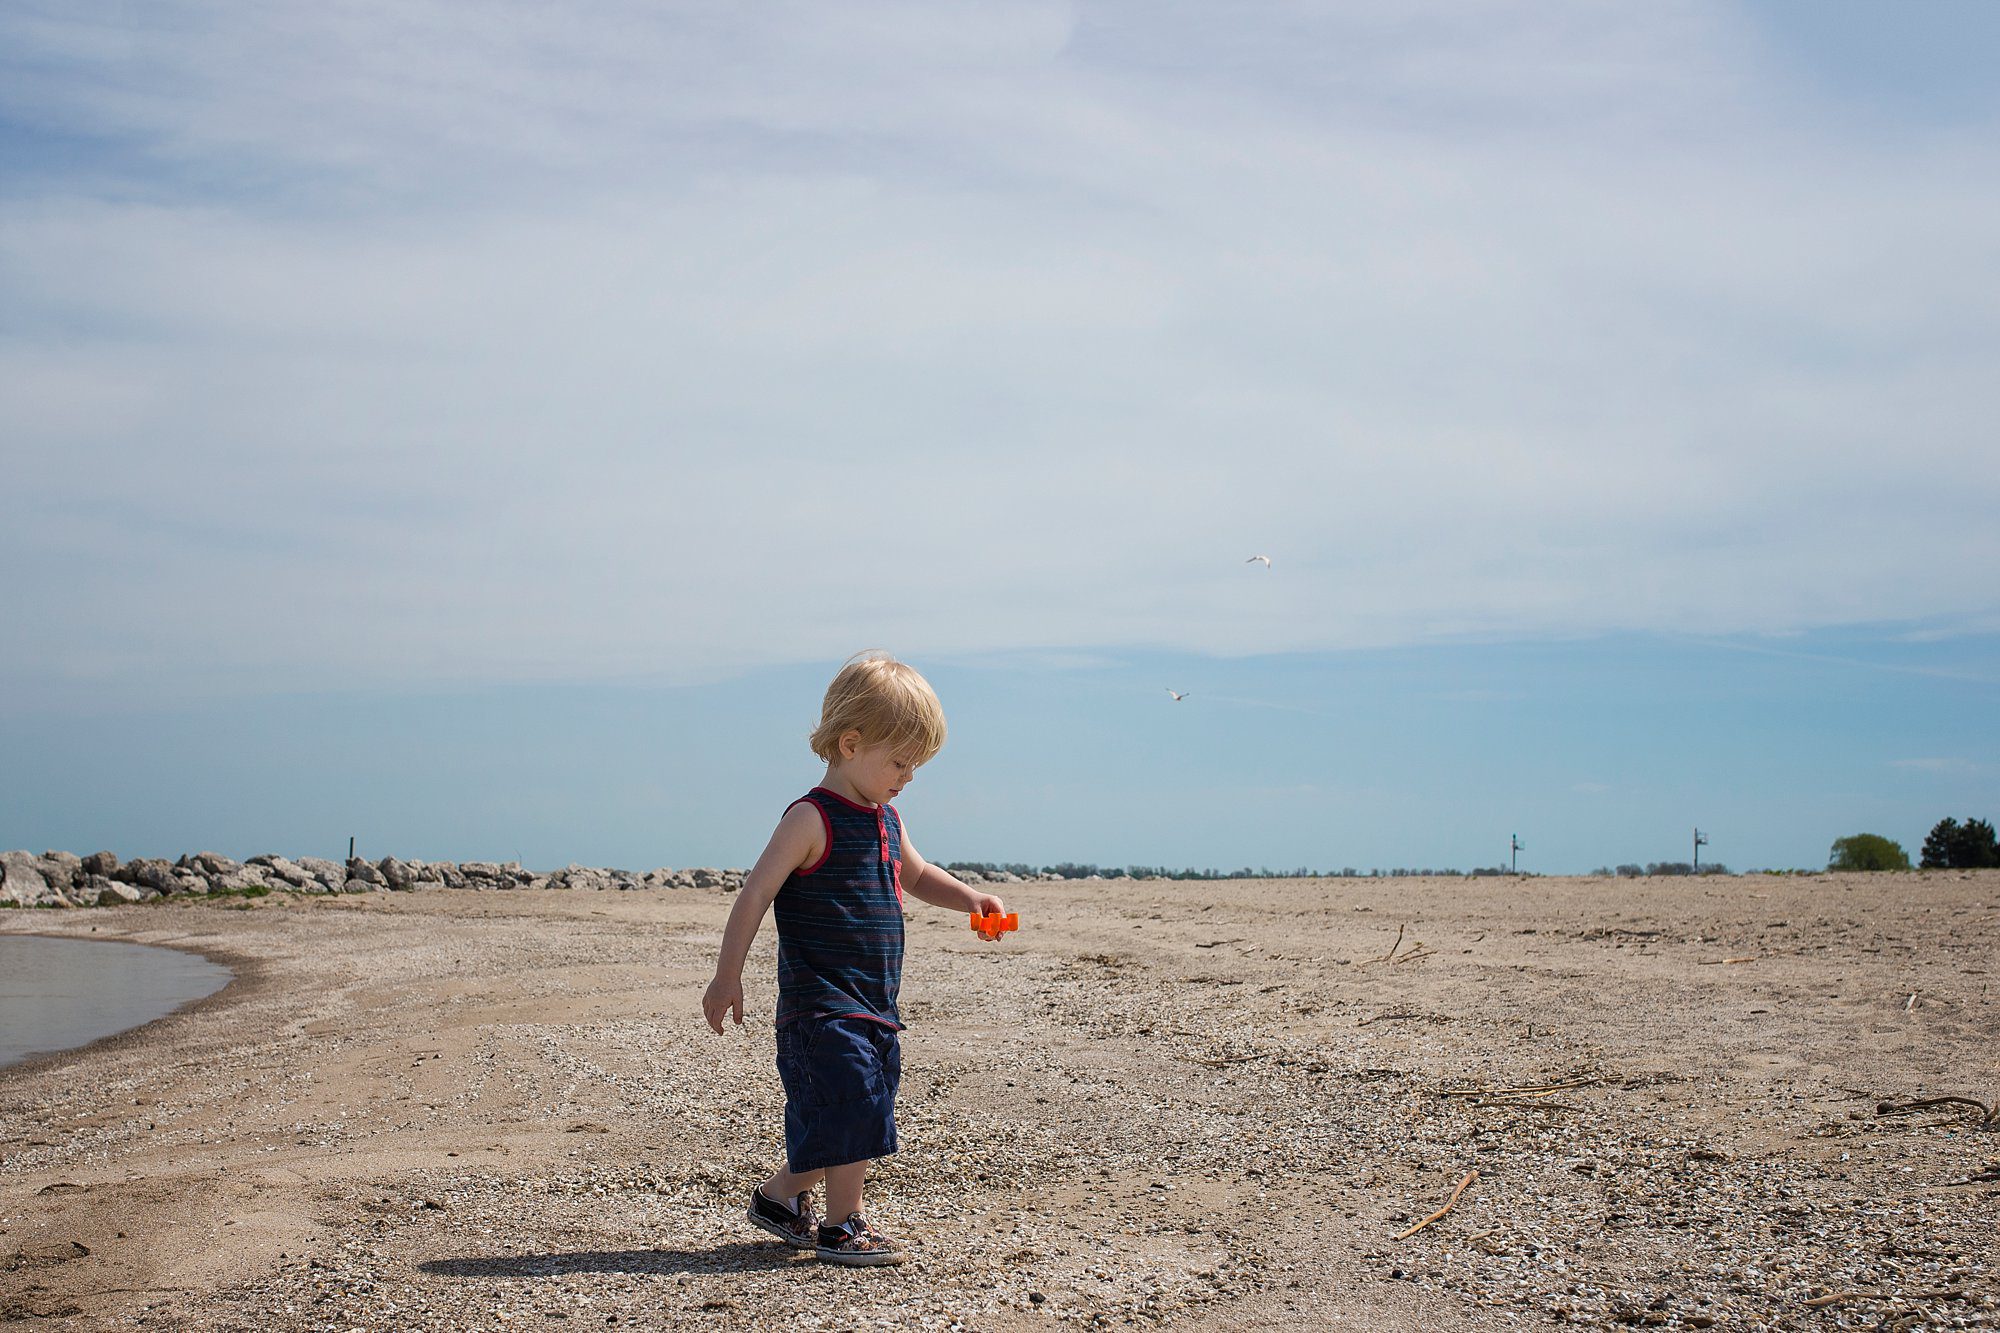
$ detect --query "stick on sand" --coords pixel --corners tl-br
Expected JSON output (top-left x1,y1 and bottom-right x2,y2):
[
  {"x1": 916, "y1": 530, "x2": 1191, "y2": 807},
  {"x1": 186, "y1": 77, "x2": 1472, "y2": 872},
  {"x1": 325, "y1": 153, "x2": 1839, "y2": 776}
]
[{"x1": 1394, "y1": 1169, "x2": 1478, "y2": 1240}]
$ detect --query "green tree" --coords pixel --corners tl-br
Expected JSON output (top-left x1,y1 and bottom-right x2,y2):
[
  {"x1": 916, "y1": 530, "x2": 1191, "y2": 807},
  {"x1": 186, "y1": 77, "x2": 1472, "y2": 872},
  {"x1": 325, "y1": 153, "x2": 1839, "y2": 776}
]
[
  {"x1": 1922, "y1": 818, "x2": 1959, "y2": 868},
  {"x1": 1969, "y1": 818, "x2": 2000, "y2": 867},
  {"x1": 1828, "y1": 833, "x2": 1910, "y2": 872},
  {"x1": 1922, "y1": 817, "x2": 2000, "y2": 869}
]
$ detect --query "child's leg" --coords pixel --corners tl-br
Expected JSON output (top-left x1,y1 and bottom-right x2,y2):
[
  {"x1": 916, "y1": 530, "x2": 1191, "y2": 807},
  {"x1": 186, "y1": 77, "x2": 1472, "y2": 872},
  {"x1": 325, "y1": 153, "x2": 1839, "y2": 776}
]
[
  {"x1": 761, "y1": 1165, "x2": 824, "y2": 1204},
  {"x1": 822, "y1": 1159, "x2": 867, "y2": 1222},
  {"x1": 811, "y1": 1157, "x2": 905, "y2": 1265}
]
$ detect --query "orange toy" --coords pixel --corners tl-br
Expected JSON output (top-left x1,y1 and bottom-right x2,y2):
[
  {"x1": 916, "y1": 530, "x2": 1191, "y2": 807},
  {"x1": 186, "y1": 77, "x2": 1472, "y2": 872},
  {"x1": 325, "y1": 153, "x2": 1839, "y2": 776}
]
[{"x1": 969, "y1": 910, "x2": 1019, "y2": 941}]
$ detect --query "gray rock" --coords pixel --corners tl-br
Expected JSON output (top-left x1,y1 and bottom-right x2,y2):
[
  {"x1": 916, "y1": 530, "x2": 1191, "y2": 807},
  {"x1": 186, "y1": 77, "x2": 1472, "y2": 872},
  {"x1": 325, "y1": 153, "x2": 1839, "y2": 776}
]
[
  {"x1": 124, "y1": 858, "x2": 179, "y2": 894},
  {"x1": 212, "y1": 867, "x2": 269, "y2": 893},
  {"x1": 377, "y1": 856, "x2": 418, "y2": 890},
  {"x1": 2, "y1": 851, "x2": 50, "y2": 906},
  {"x1": 438, "y1": 863, "x2": 467, "y2": 889},
  {"x1": 254, "y1": 856, "x2": 313, "y2": 888},
  {"x1": 190, "y1": 851, "x2": 242, "y2": 877},
  {"x1": 81, "y1": 850, "x2": 121, "y2": 877},
  {"x1": 341, "y1": 877, "x2": 378, "y2": 894},
  {"x1": 33, "y1": 853, "x2": 77, "y2": 892},
  {"x1": 553, "y1": 864, "x2": 611, "y2": 892},
  {"x1": 296, "y1": 857, "x2": 343, "y2": 889},
  {"x1": 346, "y1": 858, "x2": 386, "y2": 887},
  {"x1": 86, "y1": 875, "x2": 142, "y2": 905},
  {"x1": 459, "y1": 861, "x2": 504, "y2": 880}
]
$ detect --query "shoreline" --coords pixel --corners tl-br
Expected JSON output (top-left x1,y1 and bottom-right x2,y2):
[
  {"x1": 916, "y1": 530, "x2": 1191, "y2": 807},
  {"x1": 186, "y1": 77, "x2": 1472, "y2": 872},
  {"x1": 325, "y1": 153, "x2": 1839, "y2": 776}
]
[
  {"x1": 3, "y1": 874, "x2": 1996, "y2": 1330},
  {"x1": 0, "y1": 932, "x2": 261, "y2": 1081}
]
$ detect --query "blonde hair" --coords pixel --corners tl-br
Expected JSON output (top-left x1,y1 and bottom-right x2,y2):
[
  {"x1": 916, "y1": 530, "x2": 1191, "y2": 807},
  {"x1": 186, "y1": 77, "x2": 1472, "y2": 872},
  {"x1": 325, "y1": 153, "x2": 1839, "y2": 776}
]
[{"x1": 809, "y1": 651, "x2": 947, "y2": 764}]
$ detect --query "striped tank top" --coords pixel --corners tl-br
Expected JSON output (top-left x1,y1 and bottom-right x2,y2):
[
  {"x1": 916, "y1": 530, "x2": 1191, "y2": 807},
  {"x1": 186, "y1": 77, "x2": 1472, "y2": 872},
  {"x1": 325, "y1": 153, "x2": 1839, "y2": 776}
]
[{"x1": 772, "y1": 787, "x2": 906, "y2": 1030}]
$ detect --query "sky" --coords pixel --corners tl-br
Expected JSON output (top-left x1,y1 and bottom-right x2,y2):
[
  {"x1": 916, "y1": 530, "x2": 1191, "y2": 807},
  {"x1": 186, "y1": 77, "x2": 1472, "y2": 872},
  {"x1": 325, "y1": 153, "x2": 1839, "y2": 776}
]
[{"x1": 3, "y1": 1, "x2": 1997, "y2": 874}]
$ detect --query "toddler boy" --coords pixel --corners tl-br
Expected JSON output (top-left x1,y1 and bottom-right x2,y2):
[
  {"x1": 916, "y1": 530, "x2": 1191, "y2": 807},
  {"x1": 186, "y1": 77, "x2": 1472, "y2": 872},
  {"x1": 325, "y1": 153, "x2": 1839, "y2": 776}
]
[{"x1": 702, "y1": 652, "x2": 1008, "y2": 1265}]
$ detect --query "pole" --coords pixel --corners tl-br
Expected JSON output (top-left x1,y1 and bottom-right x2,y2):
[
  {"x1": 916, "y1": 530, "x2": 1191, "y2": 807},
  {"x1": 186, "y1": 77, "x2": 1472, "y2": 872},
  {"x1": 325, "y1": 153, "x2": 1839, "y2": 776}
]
[
  {"x1": 1510, "y1": 834, "x2": 1522, "y2": 874},
  {"x1": 349, "y1": 835, "x2": 355, "y2": 862},
  {"x1": 1693, "y1": 827, "x2": 1708, "y2": 872}
]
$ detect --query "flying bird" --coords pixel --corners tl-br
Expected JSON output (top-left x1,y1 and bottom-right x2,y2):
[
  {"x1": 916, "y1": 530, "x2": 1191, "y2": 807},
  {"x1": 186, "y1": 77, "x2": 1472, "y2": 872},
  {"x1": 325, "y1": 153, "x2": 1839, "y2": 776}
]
[
  {"x1": 1166, "y1": 689, "x2": 1189, "y2": 702},
  {"x1": 1245, "y1": 554, "x2": 1272, "y2": 568}
]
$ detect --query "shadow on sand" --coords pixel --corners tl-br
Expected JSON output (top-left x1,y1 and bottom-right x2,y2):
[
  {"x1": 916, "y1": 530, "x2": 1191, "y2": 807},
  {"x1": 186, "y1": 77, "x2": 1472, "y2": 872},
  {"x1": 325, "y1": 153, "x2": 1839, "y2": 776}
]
[{"x1": 420, "y1": 1242, "x2": 803, "y2": 1279}]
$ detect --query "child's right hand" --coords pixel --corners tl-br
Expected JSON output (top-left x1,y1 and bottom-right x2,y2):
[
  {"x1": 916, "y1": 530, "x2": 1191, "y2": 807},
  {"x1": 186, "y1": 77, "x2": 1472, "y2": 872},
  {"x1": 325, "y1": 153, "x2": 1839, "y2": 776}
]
[{"x1": 702, "y1": 975, "x2": 744, "y2": 1034}]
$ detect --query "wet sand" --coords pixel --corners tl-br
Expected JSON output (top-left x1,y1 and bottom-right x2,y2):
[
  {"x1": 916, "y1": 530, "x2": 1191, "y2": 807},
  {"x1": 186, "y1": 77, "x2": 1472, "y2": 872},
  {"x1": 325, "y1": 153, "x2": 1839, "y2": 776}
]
[{"x1": 2, "y1": 872, "x2": 1996, "y2": 1330}]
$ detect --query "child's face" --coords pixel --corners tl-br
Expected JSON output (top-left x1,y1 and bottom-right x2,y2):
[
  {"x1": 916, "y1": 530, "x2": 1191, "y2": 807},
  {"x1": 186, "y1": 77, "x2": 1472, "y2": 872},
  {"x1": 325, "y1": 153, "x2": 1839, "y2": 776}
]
[{"x1": 839, "y1": 734, "x2": 924, "y2": 806}]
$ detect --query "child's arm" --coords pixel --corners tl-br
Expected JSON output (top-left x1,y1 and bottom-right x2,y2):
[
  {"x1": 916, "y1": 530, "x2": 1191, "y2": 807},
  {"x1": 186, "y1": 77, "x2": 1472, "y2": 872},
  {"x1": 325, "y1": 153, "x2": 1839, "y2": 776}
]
[
  {"x1": 900, "y1": 828, "x2": 1007, "y2": 918},
  {"x1": 702, "y1": 803, "x2": 823, "y2": 1034}
]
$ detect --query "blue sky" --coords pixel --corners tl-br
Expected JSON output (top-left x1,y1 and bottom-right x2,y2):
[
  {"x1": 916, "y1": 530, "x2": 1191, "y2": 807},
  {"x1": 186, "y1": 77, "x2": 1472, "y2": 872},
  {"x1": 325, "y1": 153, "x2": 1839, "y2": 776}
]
[{"x1": 3, "y1": 2, "x2": 1996, "y2": 873}]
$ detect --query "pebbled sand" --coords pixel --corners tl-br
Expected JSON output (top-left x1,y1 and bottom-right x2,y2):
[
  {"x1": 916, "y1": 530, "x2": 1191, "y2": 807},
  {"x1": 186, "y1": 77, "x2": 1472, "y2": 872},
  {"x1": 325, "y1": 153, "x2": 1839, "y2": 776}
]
[{"x1": 2, "y1": 872, "x2": 1996, "y2": 1331}]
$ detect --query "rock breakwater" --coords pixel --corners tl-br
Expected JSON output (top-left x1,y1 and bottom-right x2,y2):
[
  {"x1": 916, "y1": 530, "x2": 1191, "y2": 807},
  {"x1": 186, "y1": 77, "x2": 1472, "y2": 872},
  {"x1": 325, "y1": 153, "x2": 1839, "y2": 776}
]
[{"x1": 0, "y1": 849, "x2": 752, "y2": 909}]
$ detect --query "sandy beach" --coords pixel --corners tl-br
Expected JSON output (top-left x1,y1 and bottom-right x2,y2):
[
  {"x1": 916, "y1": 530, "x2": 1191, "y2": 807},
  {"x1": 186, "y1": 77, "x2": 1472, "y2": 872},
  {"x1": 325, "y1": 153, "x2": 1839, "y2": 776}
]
[{"x1": 3, "y1": 873, "x2": 1996, "y2": 1331}]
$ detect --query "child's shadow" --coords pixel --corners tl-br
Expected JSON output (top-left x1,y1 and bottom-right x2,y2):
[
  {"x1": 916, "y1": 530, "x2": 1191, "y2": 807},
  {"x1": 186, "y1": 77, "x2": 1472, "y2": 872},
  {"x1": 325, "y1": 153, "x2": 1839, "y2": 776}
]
[{"x1": 420, "y1": 1241, "x2": 801, "y2": 1279}]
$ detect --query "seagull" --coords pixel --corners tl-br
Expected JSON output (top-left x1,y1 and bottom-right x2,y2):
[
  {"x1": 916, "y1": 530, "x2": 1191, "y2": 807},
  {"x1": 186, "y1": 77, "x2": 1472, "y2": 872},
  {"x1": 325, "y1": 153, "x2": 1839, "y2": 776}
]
[
  {"x1": 1166, "y1": 689, "x2": 1189, "y2": 702},
  {"x1": 1245, "y1": 554, "x2": 1272, "y2": 568}
]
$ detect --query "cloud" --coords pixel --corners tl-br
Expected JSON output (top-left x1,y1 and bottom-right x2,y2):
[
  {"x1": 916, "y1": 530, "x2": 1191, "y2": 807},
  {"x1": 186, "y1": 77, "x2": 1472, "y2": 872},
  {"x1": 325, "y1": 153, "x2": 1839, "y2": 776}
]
[
  {"x1": 1889, "y1": 758, "x2": 1978, "y2": 775},
  {"x1": 4, "y1": 1, "x2": 1999, "y2": 701}
]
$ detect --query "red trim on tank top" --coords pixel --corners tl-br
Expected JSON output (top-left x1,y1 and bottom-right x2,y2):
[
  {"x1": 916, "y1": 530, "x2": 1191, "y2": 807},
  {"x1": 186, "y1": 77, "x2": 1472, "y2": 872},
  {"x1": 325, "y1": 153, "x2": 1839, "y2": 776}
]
[{"x1": 786, "y1": 797, "x2": 834, "y2": 875}]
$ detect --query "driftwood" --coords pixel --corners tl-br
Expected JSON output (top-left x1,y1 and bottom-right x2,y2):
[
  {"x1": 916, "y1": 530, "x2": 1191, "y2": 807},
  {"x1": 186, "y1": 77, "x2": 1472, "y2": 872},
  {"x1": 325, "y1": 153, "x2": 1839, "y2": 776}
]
[
  {"x1": 1440, "y1": 1076, "x2": 1600, "y2": 1099},
  {"x1": 1875, "y1": 1096, "x2": 1998, "y2": 1131},
  {"x1": 1183, "y1": 1052, "x2": 1270, "y2": 1068},
  {"x1": 1945, "y1": 1160, "x2": 2000, "y2": 1186},
  {"x1": 1393, "y1": 1169, "x2": 1478, "y2": 1240}
]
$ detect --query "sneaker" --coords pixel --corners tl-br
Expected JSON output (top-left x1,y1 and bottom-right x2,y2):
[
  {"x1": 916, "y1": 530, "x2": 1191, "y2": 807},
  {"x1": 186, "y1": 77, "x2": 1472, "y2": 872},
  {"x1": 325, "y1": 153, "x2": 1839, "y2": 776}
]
[
  {"x1": 814, "y1": 1212, "x2": 908, "y2": 1267},
  {"x1": 746, "y1": 1185, "x2": 817, "y2": 1249}
]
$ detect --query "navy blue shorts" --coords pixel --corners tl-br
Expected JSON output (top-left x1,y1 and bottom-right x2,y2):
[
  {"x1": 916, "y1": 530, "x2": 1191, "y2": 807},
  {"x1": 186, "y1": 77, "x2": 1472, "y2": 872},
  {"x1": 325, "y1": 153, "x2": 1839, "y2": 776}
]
[{"x1": 775, "y1": 1014, "x2": 901, "y2": 1174}]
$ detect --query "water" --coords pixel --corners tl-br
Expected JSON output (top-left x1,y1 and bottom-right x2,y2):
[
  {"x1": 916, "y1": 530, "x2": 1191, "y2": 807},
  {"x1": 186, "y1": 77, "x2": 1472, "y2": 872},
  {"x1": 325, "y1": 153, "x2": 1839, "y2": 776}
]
[{"x1": 0, "y1": 936, "x2": 233, "y2": 1070}]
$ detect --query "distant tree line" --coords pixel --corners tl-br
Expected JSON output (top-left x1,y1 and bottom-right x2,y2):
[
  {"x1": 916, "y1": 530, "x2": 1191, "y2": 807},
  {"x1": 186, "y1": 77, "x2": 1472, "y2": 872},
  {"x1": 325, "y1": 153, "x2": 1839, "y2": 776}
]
[
  {"x1": 944, "y1": 818, "x2": 2000, "y2": 881},
  {"x1": 1600, "y1": 862, "x2": 1733, "y2": 877},
  {"x1": 1821, "y1": 816, "x2": 1998, "y2": 872}
]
